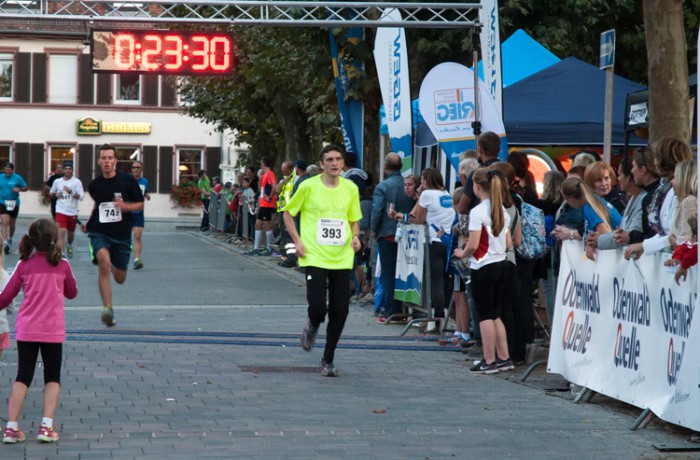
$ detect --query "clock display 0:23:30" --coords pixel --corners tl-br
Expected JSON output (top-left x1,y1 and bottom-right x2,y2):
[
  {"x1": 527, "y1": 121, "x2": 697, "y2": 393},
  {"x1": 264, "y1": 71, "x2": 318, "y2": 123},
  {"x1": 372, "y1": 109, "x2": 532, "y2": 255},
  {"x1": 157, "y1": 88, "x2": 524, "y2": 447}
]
[{"x1": 91, "y1": 29, "x2": 234, "y2": 76}]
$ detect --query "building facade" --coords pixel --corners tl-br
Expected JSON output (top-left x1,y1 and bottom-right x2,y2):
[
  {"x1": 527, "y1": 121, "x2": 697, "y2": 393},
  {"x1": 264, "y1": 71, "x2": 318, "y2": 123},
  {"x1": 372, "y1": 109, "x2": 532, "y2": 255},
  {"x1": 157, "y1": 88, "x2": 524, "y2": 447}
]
[{"x1": 0, "y1": 19, "x2": 241, "y2": 218}]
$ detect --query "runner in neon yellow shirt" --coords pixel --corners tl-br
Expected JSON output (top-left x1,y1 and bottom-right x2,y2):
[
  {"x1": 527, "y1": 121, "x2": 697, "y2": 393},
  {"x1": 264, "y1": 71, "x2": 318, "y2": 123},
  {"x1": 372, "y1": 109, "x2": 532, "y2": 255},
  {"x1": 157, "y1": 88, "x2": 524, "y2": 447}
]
[{"x1": 283, "y1": 144, "x2": 362, "y2": 377}]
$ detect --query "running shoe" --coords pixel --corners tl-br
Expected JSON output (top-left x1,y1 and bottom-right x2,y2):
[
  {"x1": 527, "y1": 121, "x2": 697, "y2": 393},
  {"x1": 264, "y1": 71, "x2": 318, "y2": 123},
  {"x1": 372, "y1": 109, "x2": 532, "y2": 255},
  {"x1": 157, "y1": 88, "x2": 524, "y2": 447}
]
[
  {"x1": 244, "y1": 248, "x2": 259, "y2": 256},
  {"x1": 438, "y1": 335, "x2": 463, "y2": 346},
  {"x1": 320, "y1": 359, "x2": 339, "y2": 377},
  {"x1": 278, "y1": 258, "x2": 296, "y2": 268},
  {"x1": 496, "y1": 358, "x2": 515, "y2": 371},
  {"x1": 66, "y1": 245, "x2": 73, "y2": 259},
  {"x1": 469, "y1": 360, "x2": 498, "y2": 374},
  {"x1": 257, "y1": 247, "x2": 271, "y2": 256},
  {"x1": 3, "y1": 244, "x2": 9, "y2": 255},
  {"x1": 2, "y1": 427, "x2": 25, "y2": 444},
  {"x1": 300, "y1": 317, "x2": 318, "y2": 352},
  {"x1": 376, "y1": 316, "x2": 387, "y2": 324},
  {"x1": 36, "y1": 425, "x2": 59, "y2": 443},
  {"x1": 133, "y1": 258, "x2": 144, "y2": 270},
  {"x1": 101, "y1": 306, "x2": 116, "y2": 327}
]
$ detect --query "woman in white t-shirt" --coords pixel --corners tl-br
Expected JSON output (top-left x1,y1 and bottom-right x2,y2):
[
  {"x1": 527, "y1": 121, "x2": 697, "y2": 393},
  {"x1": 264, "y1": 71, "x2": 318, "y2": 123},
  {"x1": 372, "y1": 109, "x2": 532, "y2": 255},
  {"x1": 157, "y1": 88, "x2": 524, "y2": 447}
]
[
  {"x1": 410, "y1": 168, "x2": 456, "y2": 326},
  {"x1": 453, "y1": 168, "x2": 512, "y2": 374}
]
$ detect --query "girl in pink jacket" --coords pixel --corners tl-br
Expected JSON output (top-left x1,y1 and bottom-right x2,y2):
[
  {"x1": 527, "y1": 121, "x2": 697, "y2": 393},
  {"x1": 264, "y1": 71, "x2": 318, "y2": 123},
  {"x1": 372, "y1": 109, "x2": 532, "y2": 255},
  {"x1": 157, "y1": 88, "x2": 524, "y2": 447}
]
[{"x1": 1, "y1": 218, "x2": 78, "y2": 444}]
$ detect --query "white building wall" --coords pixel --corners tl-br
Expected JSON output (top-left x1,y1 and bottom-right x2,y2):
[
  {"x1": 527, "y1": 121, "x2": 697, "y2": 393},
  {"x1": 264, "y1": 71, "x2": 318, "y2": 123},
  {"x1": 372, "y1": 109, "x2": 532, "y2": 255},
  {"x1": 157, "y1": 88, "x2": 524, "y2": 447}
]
[{"x1": 0, "y1": 36, "x2": 242, "y2": 219}]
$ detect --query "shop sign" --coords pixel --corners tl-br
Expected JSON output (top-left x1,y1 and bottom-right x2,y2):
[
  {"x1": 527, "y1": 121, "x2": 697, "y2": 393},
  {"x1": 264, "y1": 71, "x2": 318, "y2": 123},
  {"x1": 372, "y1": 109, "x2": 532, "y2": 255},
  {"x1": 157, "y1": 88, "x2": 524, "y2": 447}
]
[
  {"x1": 76, "y1": 117, "x2": 102, "y2": 135},
  {"x1": 77, "y1": 118, "x2": 152, "y2": 135}
]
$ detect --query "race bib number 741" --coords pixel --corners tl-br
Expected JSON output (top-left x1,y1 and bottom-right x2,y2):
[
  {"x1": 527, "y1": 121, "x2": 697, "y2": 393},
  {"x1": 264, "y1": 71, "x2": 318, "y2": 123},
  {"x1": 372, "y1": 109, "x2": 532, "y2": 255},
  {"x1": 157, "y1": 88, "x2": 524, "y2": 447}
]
[{"x1": 317, "y1": 218, "x2": 346, "y2": 246}]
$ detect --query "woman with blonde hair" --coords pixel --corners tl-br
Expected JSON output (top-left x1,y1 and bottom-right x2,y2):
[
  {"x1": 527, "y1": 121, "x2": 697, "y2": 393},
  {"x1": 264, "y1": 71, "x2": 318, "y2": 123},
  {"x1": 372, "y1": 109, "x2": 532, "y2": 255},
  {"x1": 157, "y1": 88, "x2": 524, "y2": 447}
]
[
  {"x1": 584, "y1": 161, "x2": 626, "y2": 214},
  {"x1": 453, "y1": 168, "x2": 512, "y2": 374},
  {"x1": 560, "y1": 178, "x2": 621, "y2": 260},
  {"x1": 669, "y1": 159, "x2": 697, "y2": 246}
]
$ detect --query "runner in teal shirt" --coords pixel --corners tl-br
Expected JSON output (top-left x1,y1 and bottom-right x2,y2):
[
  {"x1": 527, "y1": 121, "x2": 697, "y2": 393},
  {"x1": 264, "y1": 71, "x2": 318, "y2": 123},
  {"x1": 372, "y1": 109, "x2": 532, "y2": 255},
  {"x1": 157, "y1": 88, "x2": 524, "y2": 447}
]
[{"x1": 0, "y1": 163, "x2": 28, "y2": 254}]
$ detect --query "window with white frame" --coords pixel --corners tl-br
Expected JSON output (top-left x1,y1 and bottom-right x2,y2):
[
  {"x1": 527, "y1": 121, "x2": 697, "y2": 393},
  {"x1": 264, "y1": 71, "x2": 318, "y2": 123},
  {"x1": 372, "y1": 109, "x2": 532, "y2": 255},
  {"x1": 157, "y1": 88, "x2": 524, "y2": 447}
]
[
  {"x1": 114, "y1": 74, "x2": 141, "y2": 104},
  {"x1": 177, "y1": 148, "x2": 202, "y2": 184},
  {"x1": 48, "y1": 54, "x2": 78, "y2": 104},
  {"x1": 0, "y1": 54, "x2": 13, "y2": 101}
]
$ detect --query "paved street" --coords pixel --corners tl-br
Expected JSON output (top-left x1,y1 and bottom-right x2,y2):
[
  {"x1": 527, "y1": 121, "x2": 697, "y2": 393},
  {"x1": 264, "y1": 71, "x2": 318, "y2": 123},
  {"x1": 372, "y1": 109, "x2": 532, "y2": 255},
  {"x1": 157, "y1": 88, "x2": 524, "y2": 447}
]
[{"x1": 0, "y1": 222, "x2": 697, "y2": 459}]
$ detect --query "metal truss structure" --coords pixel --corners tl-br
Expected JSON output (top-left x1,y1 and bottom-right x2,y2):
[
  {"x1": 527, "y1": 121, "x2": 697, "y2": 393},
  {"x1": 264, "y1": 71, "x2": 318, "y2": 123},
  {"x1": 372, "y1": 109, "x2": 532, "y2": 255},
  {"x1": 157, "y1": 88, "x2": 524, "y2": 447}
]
[{"x1": 0, "y1": 1, "x2": 480, "y2": 28}]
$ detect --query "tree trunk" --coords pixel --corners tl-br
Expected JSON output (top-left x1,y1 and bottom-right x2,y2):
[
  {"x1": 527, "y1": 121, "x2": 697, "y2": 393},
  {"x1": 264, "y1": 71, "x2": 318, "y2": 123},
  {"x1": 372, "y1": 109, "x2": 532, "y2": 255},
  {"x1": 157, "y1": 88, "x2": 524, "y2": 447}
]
[
  {"x1": 643, "y1": 0, "x2": 689, "y2": 143},
  {"x1": 269, "y1": 97, "x2": 313, "y2": 164}
]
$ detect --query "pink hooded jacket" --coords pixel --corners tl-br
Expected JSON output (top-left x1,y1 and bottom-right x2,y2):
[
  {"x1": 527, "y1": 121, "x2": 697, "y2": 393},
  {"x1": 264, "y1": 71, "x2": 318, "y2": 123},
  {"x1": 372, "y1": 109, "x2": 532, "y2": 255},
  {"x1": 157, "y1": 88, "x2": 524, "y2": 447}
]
[{"x1": 0, "y1": 253, "x2": 78, "y2": 343}]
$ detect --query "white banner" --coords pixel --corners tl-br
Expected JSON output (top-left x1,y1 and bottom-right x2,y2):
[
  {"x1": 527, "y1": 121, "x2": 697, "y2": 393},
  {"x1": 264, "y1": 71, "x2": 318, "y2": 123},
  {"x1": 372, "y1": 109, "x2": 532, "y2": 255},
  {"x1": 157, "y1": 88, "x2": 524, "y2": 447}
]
[
  {"x1": 394, "y1": 223, "x2": 425, "y2": 305},
  {"x1": 374, "y1": 8, "x2": 413, "y2": 175},
  {"x1": 549, "y1": 242, "x2": 699, "y2": 431},
  {"x1": 418, "y1": 62, "x2": 507, "y2": 169},
  {"x1": 479, "y1": 0, "x2": 503, "y2": 115}
]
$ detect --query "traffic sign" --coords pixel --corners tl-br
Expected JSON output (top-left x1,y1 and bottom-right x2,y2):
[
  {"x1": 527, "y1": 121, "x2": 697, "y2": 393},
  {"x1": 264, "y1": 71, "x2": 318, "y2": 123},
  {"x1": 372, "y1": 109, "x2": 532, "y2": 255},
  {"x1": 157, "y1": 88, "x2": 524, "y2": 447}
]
[{"x1": 600, "y1": 29, "x2": 615, "y2": 70}]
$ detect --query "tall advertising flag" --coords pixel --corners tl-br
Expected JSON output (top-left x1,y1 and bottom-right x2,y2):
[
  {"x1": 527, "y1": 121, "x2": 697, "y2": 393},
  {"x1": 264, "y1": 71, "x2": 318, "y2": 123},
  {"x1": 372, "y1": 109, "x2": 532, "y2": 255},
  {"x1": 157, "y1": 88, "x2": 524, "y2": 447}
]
[
  {"x1": 373, "y1": 8, "x2": 412, "y2": 175},
  {"x1": 479, "y1": 0, "x2": 503, "y2": 115},
  {"x1": 329, "y1": 28, "x2": 365, "y2": 167},
  {"x1": 418, "y1": 62, "x2": 507, "y2": 173}
]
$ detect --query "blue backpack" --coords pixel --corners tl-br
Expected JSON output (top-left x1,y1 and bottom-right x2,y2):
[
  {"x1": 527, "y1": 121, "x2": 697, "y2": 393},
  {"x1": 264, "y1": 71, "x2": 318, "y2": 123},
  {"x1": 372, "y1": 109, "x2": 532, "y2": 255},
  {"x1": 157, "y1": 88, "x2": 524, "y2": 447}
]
[{"x1": 516, "y1": 201, "x2": 547, "y2": 260}]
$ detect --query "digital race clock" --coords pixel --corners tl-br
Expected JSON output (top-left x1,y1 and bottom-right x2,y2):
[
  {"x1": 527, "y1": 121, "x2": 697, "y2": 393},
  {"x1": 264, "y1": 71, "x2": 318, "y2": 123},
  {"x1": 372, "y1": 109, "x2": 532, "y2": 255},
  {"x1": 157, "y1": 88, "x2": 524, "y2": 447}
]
[{"x1": 91, "y1": 29, "x2": 234, "y2": 76}]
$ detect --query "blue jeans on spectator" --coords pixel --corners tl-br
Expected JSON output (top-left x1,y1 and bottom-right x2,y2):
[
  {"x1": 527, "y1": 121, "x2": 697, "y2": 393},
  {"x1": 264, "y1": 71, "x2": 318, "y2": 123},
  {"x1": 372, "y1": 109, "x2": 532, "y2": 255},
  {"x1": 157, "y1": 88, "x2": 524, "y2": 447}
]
[{"x1": 377, "y1": 237, "x2": 401, "y2": 318}]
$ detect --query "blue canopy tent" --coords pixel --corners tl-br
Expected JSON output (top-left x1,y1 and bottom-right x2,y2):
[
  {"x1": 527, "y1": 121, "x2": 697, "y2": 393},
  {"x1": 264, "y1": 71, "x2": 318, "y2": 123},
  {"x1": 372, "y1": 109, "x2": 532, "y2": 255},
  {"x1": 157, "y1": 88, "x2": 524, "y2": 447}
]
[
  {"x1": 503, "y1": 57, "x2": 647, "y2": 145},
  {"x1": 477, "y1": 29, "x2": 560, "y2": 88}
]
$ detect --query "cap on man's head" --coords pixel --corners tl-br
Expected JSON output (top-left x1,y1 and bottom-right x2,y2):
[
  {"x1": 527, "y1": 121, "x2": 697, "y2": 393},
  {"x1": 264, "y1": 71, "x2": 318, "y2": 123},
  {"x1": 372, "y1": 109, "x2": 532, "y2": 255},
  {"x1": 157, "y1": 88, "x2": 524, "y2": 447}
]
[
  {"x1": 63, "y1": 161, "x2": 73, "y2": 169},
  {"x1": 294, "y1": 159, "x2": 308, "y2": 170}
]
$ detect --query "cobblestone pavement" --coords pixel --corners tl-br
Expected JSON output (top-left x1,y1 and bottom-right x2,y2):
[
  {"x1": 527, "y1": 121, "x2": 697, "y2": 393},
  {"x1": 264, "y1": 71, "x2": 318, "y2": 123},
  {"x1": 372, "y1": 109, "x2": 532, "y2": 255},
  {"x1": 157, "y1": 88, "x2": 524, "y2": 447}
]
[{"x1": 0, "y1": 227, "x2": 697, "y2": 459}]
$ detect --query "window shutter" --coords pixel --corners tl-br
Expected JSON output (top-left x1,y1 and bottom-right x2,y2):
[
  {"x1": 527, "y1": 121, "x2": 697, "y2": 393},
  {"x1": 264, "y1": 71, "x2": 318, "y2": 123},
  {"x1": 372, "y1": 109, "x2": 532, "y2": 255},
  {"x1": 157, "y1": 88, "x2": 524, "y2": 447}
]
[
  {"x1": 142, "y1": 145, "x2": 158, "y2": 192},
  {"x1": 77, "y1": 143, "x2": 94, "y2": 187},
  {"x1": 158, "y1": 146, "x2": 173, "y2": 193},
  {"x1": 13, "y1": 143, "x2": 29, "y2": 172},
  {"x1": 28, "y1": 143, "x2": 44, "y2": 190},
  {"x1": 205, "y1": 147, "x2": 221, "y2": 182},
  {"x1": 96, "y1": 74, "x2": 111, "y2": 105},
  {"x1": 78, "y1": 54, "x2": 94, "y2": 105},
  {"x1": 32, "y1": 53, "x2": 46, "y2": 103},
  {"x1": 142, "y1": 75, "x2": 158, "y2": 106},
  {"x1": 15, "y1": 53, "x2": 31, "y2": 103}
]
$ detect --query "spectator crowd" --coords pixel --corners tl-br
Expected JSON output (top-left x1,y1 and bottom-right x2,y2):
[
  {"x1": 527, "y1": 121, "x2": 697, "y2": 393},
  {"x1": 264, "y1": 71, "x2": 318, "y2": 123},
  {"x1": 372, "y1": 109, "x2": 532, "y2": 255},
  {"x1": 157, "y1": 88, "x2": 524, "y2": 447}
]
[{"x1": 211, "y1": 132, "x2": 697, "y2": 373}]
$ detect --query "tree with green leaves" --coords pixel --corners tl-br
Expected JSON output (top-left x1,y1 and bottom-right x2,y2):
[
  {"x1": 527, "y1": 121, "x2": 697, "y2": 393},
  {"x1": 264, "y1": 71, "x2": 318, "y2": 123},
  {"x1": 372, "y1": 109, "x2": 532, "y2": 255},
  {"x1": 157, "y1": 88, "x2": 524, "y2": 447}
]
[{"x1": 179, "y1": 25, "x2": 341, "y2": 166}]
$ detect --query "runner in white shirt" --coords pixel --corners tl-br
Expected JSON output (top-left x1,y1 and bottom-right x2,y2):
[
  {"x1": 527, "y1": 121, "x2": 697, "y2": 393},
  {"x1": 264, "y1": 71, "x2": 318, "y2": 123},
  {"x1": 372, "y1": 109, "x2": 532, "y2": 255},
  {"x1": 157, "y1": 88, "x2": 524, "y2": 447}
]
[{"x1": 49, "y1": 161, "x2": 84, "y2": 257}]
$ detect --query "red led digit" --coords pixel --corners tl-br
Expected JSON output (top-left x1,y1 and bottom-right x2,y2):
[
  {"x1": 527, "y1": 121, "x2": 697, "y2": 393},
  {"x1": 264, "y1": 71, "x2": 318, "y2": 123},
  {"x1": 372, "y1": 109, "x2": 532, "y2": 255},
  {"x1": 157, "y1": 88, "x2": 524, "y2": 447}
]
[
  {"x1": 114, "y1": 34, "x2": 136, "y2": 69},
  {"x1": 164, "y1": 35, "x2": 183, "y2": 70},
  {"x1": 209, "y1": 37, "x2": 231, "y2": 71},
  {"x1": 142, "y1": 35, "x2": 162, "y2": 70},
  {"x1": 191, "y1": 35, "x2": 209, "y2": 70}
]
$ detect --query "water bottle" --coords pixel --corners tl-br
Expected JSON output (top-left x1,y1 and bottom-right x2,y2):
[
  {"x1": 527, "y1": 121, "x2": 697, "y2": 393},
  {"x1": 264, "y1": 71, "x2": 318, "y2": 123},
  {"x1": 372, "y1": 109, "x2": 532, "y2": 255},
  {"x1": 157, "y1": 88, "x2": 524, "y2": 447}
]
[
  {"x1": 545, "y1": 215, "x2": 555, "y2": 247},
  {"x1": 395, "y1": 223, "x2": 405, "y2": 242}
]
